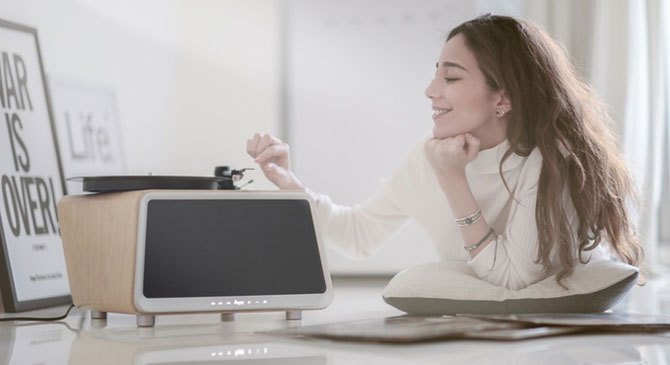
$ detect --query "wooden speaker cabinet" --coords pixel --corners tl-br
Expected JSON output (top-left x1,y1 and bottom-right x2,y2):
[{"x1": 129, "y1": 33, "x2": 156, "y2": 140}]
[{"x1": 57, "y1": 190, "x2": 333, "y2": 327}]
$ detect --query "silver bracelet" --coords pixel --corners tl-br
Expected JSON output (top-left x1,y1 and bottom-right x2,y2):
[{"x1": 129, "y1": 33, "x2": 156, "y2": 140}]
[
  {"x1": 455, "y1": 208, "x2": 482, "y2": 227},
  {"x1": 464, "y1": 228, "x2": 495, "y2": 253}
]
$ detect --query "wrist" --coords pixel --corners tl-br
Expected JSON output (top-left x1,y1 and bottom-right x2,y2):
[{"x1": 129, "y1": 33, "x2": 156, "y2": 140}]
[
  {"x1": 278, "y1": 173, "x2": 305, "y2": 191},
  {"x1": 442, "y1": 167, "x2": 466, "y2": 179},
  {"x1": 437, "y1": 170, "x2": 473, "y2": 211},
  {"x1": 436, "y1": 168, "x2": 467, "y2": 188}
]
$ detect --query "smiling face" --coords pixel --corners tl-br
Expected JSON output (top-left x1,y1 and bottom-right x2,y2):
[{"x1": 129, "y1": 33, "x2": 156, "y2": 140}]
[{"x1": 425, "y1": 34, "x2": 508, "y2": 142}]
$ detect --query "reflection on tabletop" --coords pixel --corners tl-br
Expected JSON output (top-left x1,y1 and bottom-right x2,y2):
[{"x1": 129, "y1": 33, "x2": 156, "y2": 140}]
[{"x1": 1, "y1": 275, "x2": 670, "y2": 364}]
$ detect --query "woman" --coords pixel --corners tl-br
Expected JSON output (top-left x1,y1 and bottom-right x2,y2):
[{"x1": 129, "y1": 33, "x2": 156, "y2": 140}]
[{"x1": 246, "y1": 14, "x2": 644, "y2": 290}]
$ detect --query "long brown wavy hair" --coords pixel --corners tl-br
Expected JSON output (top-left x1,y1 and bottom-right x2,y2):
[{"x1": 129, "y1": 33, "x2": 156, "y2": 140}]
[{"x1": 448, "y1": 14, "x2": 644, "y2": 287}]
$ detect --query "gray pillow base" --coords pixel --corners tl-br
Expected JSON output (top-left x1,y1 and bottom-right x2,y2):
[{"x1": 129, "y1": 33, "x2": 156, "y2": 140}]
[{"x1": 383, "y1": 271, "x2": 639, "y2": 315}]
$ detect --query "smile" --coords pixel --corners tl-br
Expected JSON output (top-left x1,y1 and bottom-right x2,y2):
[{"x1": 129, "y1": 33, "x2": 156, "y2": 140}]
[{"x1": 432, "y1": 108, "x2": 451, "y2": 119}]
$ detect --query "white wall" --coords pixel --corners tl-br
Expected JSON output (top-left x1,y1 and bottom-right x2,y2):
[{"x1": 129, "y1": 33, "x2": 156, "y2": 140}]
[{"x1": 0, "y1": 0, "x2": 281, "y2": 188}]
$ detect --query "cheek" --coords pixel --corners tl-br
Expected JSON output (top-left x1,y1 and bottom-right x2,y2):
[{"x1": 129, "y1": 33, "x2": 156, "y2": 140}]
[
  {"x1": 432, "y1": 86, "x2": 494, "y2": 138},
  {"x1": 451, "y1": 86, "x2": 494, "y2": 120}
]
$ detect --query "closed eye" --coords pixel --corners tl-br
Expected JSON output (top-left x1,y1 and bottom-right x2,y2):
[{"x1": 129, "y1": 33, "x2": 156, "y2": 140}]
[{"x1": 444, "y1": 78, "x2": 460, "y2": 84}]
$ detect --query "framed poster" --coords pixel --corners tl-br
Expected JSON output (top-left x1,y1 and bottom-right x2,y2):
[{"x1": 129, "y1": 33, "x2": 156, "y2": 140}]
[
  {"x1": 0, "y1": 18, "x2": 71, "y2": 312},
  {"x1": 49, "y1": 77, "x2": 126, "y2": 195}
]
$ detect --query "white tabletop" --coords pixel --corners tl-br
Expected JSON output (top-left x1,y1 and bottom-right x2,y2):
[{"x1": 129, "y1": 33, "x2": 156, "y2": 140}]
[{"x1": 2, "y1": 276, "x2": 670, "y2": 365}]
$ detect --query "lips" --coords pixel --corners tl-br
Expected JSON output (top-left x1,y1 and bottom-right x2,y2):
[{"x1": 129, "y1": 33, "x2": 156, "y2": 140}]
[{"x1": 432, "y1": 107, "x2": 451, "y2": 120}]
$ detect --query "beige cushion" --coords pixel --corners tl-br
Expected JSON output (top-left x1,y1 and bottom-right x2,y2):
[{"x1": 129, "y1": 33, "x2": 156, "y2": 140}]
[{"x1": 382, "y1": 260, "x2": 639, "y2": 315}]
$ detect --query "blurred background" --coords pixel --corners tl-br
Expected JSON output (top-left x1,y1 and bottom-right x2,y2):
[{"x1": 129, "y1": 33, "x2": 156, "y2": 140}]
[{"x1": 1, "y1": 0, "x2": 667, "y2": 277}]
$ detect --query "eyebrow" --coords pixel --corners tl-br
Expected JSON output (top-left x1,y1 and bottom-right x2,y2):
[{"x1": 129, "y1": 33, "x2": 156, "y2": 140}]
[{"x1": 435, "y1": 61, "x2": 469, "y2": 73}]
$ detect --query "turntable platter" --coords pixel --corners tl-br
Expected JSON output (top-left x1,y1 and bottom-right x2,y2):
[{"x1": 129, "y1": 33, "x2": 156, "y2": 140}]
[{"x1": 68, "y1": 166, "x2": 252, "y2": 193}]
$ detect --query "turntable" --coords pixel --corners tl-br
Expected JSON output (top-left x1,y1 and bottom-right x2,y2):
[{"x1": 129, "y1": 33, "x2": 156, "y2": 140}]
[
  {"x1": 57, "y1": 166, "x2": 333, "y2": 327},
  {"x1": 69, "y1": 166, "x2": 253, "y2": 192}
]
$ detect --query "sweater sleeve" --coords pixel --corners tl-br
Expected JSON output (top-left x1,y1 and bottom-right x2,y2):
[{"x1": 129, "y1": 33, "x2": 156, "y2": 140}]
[
  {"x1": 309, "y1": 137, "x2": 428, "y2": 259},
  {"x1": 466, "y1": 148, "x2": 548, "y2": 290},
  {"x1": 311, "y1": 188, "x2": 410, "y2": 258}
]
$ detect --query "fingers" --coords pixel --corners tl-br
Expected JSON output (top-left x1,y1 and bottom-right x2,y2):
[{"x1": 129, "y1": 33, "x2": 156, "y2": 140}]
[
  {"x1": 255, "y1": 134, "x2": 280, "y2": 157},
  {"x1": 464, "y1": 133, "x2": 481, "y2": 160},
  {"x1": 426, "y1": 135, "x2": 463, "y2": 155},
  {"x1": 246, "y1": 133, "x2": 283, "y2": 158},
  {"x1": 255, "y1": 143, "x2": 288, "y2": 164},
  {"x1": 464, "y1": 133, "x2": 481, "y2": 149},
  {"x1": 246, "y1": 133, "x2": 262, "y2": 158}
]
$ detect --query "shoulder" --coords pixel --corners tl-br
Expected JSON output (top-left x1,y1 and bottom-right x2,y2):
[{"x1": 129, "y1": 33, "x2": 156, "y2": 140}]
[
  {"x1": 524, "y1": 146, "x2": 543, "y2": 171},
  {"x1": 515, "y1": 146, "x2": 543, "y2": 195}
]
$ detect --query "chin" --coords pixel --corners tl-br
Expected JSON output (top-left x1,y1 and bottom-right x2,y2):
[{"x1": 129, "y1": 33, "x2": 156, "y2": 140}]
[{"x1": 432, "y1": 126, "x2": 459, "y2": 139}]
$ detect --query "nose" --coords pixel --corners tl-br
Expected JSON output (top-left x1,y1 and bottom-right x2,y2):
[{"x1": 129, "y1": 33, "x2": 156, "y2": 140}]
[{"x1": 425, "y1": 77, "x2": 439, "y2": 100}]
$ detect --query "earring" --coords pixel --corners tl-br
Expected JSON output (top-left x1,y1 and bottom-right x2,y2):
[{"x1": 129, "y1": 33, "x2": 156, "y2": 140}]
[{"x1": 496, "y1": 109, "x2": 505, "y2": 117}]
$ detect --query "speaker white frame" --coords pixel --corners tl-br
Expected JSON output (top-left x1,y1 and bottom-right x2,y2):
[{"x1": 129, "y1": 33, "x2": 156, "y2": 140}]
[{"x1": 132, "y1": 190, "x2": 333, "y2": 313}]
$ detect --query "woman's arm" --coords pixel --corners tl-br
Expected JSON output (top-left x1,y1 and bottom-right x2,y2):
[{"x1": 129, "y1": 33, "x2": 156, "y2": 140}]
[
  {"x1": 464, "y1": 176, "x2": 546, "y2": 290},
  {"x1": 425, "y1": 133, "x2": 496, "y2": 256},
  {"x1": 436, "y1": 171, "x2": 495, "y2": 257},
  {"x1": 426, "y1": 134, "x2": 546, "y2": 290},
  {"x1": 247, "y1": 133, "x2": 411, "y2": 259},
  {"x1": 309, "y1": 187, "x2": 410, "y2": 259}
]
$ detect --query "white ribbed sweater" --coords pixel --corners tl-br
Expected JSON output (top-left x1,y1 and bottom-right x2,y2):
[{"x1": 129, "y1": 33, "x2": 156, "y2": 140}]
[{"x1": 313, "y1": 134, "x2": 611, "y2": 290}]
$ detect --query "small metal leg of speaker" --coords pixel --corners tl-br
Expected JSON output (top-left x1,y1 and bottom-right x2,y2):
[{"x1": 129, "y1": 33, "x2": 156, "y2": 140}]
[
  {"x1": 91, "y1": 310, "x2": 107, "y2": 320},
  {"x1": 221, "y1": 313, "x2": 235, "y2": 322},
  {"x1": 137, "y1": 314, "x2": 156, "y2": 327},
  {"x1": 286, "y1": 310, "x2": 302, "y2": 320}
]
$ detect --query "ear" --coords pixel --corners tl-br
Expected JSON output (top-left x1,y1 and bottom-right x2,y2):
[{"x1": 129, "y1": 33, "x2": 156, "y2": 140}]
[{"x1": 494, "y1": 89, "x2": 512, "y2": 112}]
